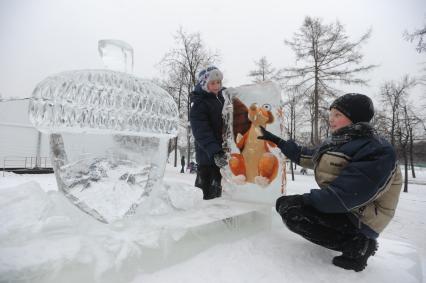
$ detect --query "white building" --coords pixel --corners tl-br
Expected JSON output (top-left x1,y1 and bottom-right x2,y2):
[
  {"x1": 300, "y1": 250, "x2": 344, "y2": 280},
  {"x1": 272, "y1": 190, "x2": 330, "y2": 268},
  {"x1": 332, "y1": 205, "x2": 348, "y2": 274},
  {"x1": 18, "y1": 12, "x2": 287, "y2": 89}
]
[{"x1": 0, "y1": 99, "x2": 50, "y2": 169}]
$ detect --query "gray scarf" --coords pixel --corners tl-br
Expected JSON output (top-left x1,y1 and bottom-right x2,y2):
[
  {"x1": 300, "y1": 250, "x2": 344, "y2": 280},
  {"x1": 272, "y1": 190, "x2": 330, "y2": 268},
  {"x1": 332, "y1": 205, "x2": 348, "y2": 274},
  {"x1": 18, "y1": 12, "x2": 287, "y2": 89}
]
[{"x1": 313, "y1": 122, "x2": 375, "y2": 164}]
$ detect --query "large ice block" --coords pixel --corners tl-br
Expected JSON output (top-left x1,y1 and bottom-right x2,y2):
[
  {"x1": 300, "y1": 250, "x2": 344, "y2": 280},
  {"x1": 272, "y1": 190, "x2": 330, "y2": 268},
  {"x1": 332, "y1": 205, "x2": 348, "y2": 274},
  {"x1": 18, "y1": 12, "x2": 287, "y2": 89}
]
[
  {"x1": 28, "y1": 70, "x2": 179, "y2": 223},
  {"x1": 221, "y1": 82, "x2": 287, "y2": 204}
]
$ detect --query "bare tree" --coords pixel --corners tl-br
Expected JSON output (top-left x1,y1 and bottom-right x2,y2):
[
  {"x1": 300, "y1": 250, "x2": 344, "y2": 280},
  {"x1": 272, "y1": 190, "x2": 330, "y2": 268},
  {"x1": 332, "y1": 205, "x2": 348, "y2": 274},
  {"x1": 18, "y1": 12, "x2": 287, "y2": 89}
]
[
  {"x1": 371, "y1": 110, "x2": 390, "y2": 137},
  {"x1": 318, "y1": 105, "x2": 331, "y2": 138},
  {"x1": 283, "y1": 89, "x2": 303, "y2": 180},
  {"x1": 405, "y1": 107, "x2": 424, "y2": 179},
  {"x1": 395, "y1": 104, "x2": 423, "y2": 192},
  {"x1": 283, "y1": 16, "x2": 377, "y2": 145},
  {"x1": 404, "y1": 21, "x2": 426, "y2": 53},
  {"x1": 156, "y1": 70, "x2": 187, "y2": 166},
  {"x1": 378, "y1": 77, "x2": 423, "y2": 192},
  {"x1": 160, "y1": 27, "x2": 219, "y2": 164},
  {"x1": 248, "y1": 56, "x2": 282, "y2": 83},
  {"x1": 298, "y1": 86, "x2": 333, "y2": 144},
  {"x1": 379, "y1": 76, "x2": 416, "y2": 146},
  {"x1": 396, "y1": 105, "x2": 410, "y2": 192}
]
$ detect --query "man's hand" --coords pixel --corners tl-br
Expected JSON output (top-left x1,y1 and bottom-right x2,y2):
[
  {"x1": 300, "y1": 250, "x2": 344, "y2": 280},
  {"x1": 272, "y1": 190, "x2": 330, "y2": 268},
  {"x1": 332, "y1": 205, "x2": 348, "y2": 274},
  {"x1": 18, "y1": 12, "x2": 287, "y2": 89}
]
[
  {"x1": 276, "y1": 194, "x2": 304, "y2": 214},
  {"x1": 257, "y1": 126, "x2": 282, "y2": 146},
  {"x1": 214, "y1": 151, "x2": 228, "y2": 168}
]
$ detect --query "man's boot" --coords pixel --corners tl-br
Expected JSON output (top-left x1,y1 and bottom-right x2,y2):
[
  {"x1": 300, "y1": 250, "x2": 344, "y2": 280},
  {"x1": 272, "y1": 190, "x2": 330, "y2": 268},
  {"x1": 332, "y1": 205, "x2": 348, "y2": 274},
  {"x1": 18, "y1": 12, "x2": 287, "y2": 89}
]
[{"x1": 332, "y1": 236, "x2": 378, "y2": 272}]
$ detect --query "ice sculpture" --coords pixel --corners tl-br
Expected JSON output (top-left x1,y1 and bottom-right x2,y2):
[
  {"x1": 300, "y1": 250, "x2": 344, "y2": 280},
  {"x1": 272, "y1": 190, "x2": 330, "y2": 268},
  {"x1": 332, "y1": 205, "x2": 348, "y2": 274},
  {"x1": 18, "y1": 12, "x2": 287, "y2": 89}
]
[
  {"x1": 98, "y1": 39, "x2": 134, "y2": 73},
  {"x1": 221, "y1": 81, "x2": 287, "y2": 203},
  {"x1": 29, "y1": 70, "x2": 179, "y2": 223}
]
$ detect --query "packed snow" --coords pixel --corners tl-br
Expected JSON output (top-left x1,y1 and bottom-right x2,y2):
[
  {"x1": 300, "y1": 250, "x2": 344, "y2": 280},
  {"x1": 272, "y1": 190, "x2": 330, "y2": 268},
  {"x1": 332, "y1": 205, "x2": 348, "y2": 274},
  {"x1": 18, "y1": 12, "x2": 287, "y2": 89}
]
[{"x1": 0, "y1": 165, "x2": 425, "y2": 282}]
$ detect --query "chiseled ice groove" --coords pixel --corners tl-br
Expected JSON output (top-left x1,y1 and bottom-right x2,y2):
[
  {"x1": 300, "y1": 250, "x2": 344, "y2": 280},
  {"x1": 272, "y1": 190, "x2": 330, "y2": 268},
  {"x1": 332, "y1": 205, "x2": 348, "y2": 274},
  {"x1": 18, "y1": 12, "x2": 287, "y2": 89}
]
[{"x1": 29, "y1": 70, "x2": 178, "y2": 137}]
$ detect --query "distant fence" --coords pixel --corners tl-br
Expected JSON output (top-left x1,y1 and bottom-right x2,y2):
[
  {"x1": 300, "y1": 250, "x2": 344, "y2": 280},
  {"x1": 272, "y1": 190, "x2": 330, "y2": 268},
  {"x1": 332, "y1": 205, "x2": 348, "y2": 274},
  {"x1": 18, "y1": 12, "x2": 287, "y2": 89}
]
[{"x1": 2, "y1": 156, "x2": 51, "y2": 176}]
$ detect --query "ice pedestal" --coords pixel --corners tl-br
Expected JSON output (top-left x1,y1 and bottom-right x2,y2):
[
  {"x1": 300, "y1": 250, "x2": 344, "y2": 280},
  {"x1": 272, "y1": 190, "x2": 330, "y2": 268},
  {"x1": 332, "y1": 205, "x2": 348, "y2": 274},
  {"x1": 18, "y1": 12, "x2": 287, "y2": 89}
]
[
  {"x1": 66, "y1": 198, "x2": 271, "y2": 282},
  {"x1": 133, "y1": 198, "x2": 272, "y2": 273},
  {"x1": 63, "y1": 198, "x2": 271, "y2": 282},
  {"x1": 0, "y1": 181, "x2": 272, "y2": 283}
]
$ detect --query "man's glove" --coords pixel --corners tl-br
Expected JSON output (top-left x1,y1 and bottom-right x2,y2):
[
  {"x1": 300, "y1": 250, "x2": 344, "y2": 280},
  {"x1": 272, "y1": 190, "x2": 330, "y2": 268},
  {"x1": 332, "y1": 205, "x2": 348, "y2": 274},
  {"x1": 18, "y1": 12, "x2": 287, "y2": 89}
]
[
  {"x1": 214, "y1": 151, "x2": 228, "y2": 168},
  {"x1": 276, "y1": 194, "x2": 304, "y2": 214},
  {"x1": 257, "y1": 126, "x2": 283, "y2": 146}
]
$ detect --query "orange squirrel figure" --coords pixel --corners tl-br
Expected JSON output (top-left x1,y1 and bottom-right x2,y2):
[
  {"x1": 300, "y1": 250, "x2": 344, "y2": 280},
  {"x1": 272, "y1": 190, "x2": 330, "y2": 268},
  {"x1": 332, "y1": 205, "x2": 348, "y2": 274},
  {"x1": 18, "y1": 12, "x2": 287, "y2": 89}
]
[{"x1": 229, "y1": 102, "x2": 279, "y2": 187}]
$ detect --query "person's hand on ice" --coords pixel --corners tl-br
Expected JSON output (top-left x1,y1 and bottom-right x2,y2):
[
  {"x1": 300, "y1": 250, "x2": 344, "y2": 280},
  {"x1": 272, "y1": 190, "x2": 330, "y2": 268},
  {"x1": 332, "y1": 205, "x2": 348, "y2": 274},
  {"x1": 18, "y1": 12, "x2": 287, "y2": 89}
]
[{"x1": 257, "y1": 126, "x2": 283, "y2": 146}]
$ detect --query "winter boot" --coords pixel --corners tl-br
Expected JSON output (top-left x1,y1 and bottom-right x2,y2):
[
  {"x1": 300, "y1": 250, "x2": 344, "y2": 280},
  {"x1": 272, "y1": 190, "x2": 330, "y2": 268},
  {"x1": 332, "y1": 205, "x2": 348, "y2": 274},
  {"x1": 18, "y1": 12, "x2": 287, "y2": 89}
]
[{"x1": 332, "y1": 236, "x2": 378, "y2": 272}]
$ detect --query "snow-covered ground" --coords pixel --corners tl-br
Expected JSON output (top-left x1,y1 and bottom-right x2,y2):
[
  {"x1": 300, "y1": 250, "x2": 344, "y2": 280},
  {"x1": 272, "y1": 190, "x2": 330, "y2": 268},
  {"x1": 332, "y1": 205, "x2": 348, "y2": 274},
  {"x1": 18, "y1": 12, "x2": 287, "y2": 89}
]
[{"x1": 0, "y1": 165, "x2": 425, "y2": 282}]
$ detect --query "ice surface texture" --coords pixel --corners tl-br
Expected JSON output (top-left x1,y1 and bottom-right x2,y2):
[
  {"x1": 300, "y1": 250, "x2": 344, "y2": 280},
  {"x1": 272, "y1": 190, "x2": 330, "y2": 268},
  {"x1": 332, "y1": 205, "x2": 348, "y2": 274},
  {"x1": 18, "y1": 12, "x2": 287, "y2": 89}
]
[
  {"x1": 28, "y1": 70, "x2": 178, "y2": 223},
  {"x1": 29, "y1": 70, "x2": 178, "y2": 137}
]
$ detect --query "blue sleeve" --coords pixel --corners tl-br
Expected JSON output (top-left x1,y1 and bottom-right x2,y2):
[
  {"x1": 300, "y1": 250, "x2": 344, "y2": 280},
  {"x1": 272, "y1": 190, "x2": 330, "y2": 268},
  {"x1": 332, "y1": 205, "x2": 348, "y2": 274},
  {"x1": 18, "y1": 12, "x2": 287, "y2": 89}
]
[
  {"x1": 278, "y1": 140, "x2": 315, "y2": 165},
  {"x1": 307, "y1": 142, "x2": 397, "y2": 213},
  {"x1": 189, "y1": 101, "x2": 222, "y2": 158}
]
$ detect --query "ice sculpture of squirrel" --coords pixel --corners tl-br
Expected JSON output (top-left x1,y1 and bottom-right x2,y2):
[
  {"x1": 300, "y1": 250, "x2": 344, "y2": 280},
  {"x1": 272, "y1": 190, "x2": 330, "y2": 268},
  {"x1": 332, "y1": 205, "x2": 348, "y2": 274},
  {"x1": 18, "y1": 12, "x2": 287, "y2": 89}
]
[{"x1": 228, "y1": 101, "x2": 279, "y2": 187}]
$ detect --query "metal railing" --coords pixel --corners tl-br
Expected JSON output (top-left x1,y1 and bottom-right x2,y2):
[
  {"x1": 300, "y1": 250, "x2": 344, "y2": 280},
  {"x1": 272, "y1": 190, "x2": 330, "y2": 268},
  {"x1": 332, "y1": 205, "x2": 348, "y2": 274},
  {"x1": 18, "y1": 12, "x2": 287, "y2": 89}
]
[{"x1": 2, "y1": 156, "x2": 51, "y2": 176}]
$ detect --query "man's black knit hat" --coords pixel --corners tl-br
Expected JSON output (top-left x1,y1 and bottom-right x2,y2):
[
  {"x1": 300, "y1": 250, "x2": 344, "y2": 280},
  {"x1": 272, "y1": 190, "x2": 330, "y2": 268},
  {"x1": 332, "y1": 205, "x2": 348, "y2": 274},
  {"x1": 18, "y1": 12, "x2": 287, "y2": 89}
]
[{"x1": 329, "y1": 93, "x2": 374, "y2": 123}]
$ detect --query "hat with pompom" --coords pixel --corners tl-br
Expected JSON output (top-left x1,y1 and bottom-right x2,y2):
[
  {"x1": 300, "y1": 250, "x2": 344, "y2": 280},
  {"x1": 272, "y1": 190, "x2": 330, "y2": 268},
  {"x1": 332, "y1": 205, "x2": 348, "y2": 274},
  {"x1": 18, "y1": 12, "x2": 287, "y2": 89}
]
[{"x1": 197, "y1": 66, "x2": 223, "y2": 92}]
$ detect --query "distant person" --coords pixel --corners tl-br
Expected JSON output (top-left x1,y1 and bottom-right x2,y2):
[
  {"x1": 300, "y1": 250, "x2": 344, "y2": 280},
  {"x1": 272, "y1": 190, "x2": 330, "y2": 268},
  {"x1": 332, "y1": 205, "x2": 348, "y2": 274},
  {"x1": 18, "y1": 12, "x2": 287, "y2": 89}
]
[
  {"x1": 258, "y1": 93, "x2": 402, "y2": 271},
  {"x1": 180, "y1": 155, "x2": 185, "y2": 173},
  {"x1": 300, "y1": 167, "x2": 307, "y2": 175},
  {"x1": 189, "y1": 66, "x2": 227, "y2": 200},
  {"x1": 188, "y1": 161, "x2": 197, "y2": 174}
]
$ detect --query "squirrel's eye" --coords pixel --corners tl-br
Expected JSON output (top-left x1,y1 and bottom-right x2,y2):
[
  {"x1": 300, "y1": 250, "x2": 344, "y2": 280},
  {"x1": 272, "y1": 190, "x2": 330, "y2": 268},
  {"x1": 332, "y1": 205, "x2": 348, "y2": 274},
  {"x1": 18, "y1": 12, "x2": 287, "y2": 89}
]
[{"x1": 262, "y1": 104, "x2": 271, "y2": 111}]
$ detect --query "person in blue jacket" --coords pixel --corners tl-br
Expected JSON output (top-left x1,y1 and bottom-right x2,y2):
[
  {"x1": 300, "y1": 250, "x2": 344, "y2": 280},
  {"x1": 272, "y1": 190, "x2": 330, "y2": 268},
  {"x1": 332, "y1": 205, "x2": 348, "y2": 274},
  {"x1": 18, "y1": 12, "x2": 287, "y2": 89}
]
[
  {"x1": 189, "y1": 66, "x2": 227, "y2": 200},
  {"x1": 258, "y1": 93, "x2": 402, "y2": 272}
]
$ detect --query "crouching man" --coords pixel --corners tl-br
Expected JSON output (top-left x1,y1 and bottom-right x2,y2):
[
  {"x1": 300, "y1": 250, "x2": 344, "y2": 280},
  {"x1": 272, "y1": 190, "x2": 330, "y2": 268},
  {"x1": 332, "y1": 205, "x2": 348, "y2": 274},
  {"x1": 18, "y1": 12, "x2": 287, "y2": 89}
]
[{"x1": 258, "y1": 93, "x2": 402, "y2": 271}]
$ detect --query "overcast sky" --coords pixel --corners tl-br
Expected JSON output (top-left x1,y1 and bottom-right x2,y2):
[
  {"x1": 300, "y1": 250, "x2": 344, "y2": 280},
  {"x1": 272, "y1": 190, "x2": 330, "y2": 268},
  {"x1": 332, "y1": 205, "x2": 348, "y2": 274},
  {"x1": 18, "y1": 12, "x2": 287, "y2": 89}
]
[{"x1": 0, "y1": 0, "x2": 425, "y2": 103}]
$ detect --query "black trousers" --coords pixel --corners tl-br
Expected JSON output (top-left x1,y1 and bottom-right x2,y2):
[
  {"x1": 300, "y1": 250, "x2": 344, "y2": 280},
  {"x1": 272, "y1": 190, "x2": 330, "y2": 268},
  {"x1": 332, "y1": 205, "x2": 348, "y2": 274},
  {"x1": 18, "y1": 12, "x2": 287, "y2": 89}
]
[
  {"x1": 279, "y1": 203, "x2": 363, "y2": 252},
  {"x1": 195, "y1": 165, "x2": 222, "y2": 200}
]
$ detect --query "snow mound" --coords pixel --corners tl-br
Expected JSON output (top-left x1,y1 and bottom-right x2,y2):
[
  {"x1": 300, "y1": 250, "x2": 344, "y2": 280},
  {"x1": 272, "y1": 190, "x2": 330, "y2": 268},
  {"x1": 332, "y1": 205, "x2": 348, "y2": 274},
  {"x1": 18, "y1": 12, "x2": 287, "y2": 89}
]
[
  {"x1": 0, "y1": 173, "x2": 424, "y2": 283},
  {"x1": 132, "y1": 229, "x2": 423, "y2": 283}
]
